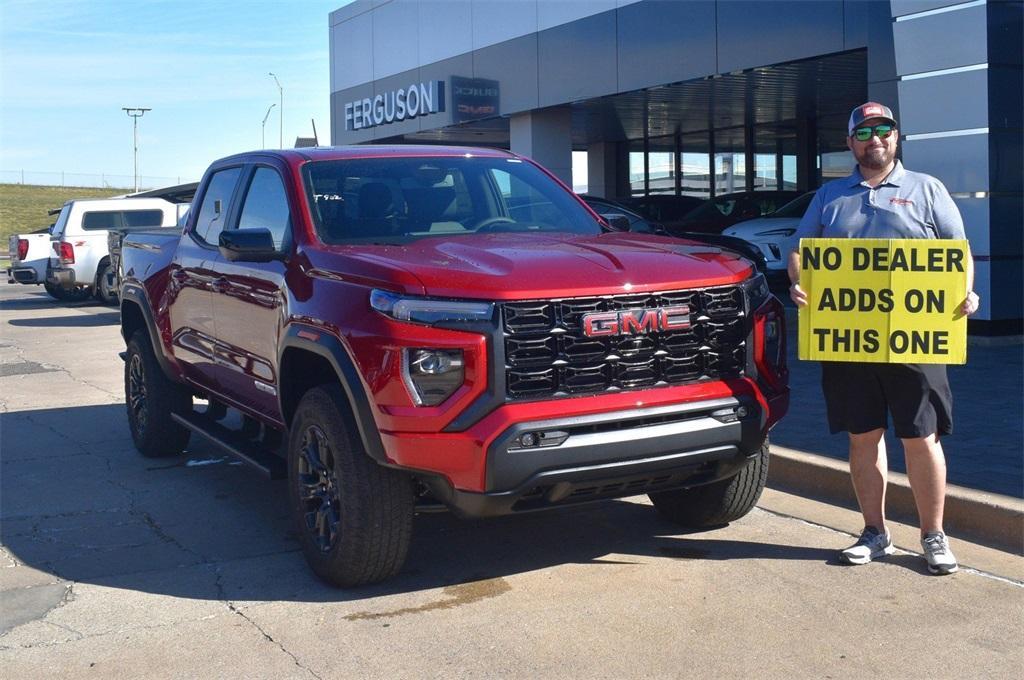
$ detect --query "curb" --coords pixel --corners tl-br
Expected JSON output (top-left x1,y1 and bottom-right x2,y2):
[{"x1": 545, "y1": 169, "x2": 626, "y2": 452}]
[{"x1": 766, "y1": 445, "x2": 1024, "y2": 555}]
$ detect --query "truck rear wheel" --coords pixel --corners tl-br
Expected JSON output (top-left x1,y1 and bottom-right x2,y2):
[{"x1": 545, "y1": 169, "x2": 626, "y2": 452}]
[
  {"x1": 95, "y1": 262, "x2": 117, "y2": 304},
  {"x1": 125, "y1": 330, "x2": 191, "y2": 457},
  {"x1": 649, "y1": 441, "x2": 769, "y2": 527},
  {"x1": 44, "y1": 283, "x2": 68, "y2": 301},
  {"x1": 288, "y1": 385, "x2": 414, "y2": 587}
]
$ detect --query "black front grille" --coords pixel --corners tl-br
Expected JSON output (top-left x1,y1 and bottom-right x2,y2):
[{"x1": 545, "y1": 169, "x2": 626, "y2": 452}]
[{"x1": 502, "y1": 286, "x2": 747, "y2": 400}]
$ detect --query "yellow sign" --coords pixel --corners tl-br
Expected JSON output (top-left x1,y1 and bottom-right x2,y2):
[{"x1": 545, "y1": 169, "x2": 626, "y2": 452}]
[{"x1": 798, "y1": 238, "x2": 969, "y2": 364}]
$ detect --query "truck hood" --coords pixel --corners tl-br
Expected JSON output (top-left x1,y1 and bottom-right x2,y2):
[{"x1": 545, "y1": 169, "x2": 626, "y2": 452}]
[{"x1": 322, "y1": 232, "x2": 754, "y2": 299}]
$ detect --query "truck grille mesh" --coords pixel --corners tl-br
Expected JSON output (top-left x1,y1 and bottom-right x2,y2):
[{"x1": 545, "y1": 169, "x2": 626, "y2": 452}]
[{"x1": 501, "y1": 286, "x2": 747, "y2": 401}]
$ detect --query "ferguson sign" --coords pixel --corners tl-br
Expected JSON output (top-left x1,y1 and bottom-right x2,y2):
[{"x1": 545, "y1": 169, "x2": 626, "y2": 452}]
[{"x1": 344, "y1": 81, "x2": 445, "y2": 131}]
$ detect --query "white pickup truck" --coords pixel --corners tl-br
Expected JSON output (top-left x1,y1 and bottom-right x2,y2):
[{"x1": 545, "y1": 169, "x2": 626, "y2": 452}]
[
  {"x1": 10, "y1": 197, "x2": 186, "y2": 303},
  {"x1": 7, "y1": 226, "x2": 56, "y2": 294}
]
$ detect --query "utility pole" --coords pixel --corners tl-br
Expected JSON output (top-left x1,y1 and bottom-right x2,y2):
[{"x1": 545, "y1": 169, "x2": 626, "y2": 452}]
[
  {"x1": 122, "y1": 107, "x2": 151, "y2": 192},
  {"x1": 268, "y1": 73, "x2": 283, "y2": 148},
  {"x1": 261, "y1": 103, "x2": 276, "y2": 149}
]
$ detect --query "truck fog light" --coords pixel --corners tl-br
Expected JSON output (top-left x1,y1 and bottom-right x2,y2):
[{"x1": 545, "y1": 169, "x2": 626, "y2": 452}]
[{"x1": 403, "y1": 349, "x2": 464, "y2": 406}]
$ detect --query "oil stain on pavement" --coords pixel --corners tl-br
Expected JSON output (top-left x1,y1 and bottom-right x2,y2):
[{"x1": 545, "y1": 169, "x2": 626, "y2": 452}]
[{"x1": 343, "y1": 577, "x2": 512, "y2": 621}]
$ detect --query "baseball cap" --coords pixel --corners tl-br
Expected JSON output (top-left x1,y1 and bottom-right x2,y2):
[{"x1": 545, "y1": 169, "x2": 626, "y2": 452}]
[{"x1": 848, "y1": 102, "x2": 897, "y2": 135}]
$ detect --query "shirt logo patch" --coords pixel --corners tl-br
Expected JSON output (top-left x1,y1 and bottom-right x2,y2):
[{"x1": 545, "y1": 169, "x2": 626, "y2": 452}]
[{"x1": 890, "y1": 197, "x2": 914, "y2": 206}]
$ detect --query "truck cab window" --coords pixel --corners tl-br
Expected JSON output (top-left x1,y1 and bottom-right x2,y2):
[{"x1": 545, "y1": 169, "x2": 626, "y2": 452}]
[
  {"x1": 194, "y1": 167, "x2": 241, "y2": 246},
  {"x1": 238, "y1": 168, "x2": 291, "y2": 249}
]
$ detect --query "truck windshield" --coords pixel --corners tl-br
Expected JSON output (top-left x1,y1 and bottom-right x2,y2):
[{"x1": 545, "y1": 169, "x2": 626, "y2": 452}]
[{"x1": 304, "y1": 156, "x2": 600, "y2": 244}]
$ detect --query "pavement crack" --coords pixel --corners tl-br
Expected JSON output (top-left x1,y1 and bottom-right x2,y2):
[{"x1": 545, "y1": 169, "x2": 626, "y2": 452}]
[{"x1": 214, "y1": 567, "x2": 322, "y2": 680}]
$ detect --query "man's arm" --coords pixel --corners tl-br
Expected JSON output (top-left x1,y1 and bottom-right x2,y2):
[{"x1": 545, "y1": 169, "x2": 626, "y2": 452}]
[
  {"x1": 788, "y1": 190, "x2": 825, "y2": 307},
  {"x1": 930, "y1": 180, "x2": 979, "y2": 316},
  {"x1": 788, "y1": 248, "x2": 808, "y2": 307}
]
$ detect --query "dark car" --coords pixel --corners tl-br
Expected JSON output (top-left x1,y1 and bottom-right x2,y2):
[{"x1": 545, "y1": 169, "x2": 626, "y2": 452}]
[
  {"x1": 671, "y1": 191, "x2": 803, "y2": 235},
  {"x1": 579, "y1": 194, "x2": 661, "y2": 233},
  {"x1": 615, "y1": 195, "x2": 704, "y2": 231},
  {"x1": 579, "y1": 194, "x2": 768, "y2": 273}
]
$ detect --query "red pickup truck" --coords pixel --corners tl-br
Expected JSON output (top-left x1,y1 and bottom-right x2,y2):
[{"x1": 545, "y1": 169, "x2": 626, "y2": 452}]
[{"x1": 119, "y1": 146, "x2": 789, "y2": 587}]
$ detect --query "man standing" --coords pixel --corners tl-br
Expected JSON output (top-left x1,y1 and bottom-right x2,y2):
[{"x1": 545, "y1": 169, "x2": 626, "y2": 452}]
[{"x1": 788, "y1": 102, "x2": 980, "y2": 575}]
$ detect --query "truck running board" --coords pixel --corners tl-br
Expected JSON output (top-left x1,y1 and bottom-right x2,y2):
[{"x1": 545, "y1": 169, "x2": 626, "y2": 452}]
[{"x1": 171, "y1": 411, "x2": 286, "y2": 479}]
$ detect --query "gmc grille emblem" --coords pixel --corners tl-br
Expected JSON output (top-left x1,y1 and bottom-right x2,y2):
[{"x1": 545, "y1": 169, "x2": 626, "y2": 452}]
[{"x1": 582, "y1": 306, "x2": 691, "y2": 337}]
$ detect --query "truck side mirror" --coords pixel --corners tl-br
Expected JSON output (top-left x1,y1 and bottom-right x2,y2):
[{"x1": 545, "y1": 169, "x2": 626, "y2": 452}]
[{"x1": 219, "y1": 228, "x2": 282, "y2": 262}]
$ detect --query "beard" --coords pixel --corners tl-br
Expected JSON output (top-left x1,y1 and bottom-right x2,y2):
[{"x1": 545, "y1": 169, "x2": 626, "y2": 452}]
[{"x1": 853, "y1": 143, "x2": 895, "y2": 171}]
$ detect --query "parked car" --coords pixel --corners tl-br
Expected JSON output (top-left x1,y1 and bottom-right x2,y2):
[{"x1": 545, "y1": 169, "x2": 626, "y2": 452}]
[
  {"x1": 7, "y1": 222, "x2": 63, "y2": 298},
  {"x1": 578, "y1": 194, "x2": 661, "y2": 233},
  {"x1": 120, "y1": 146, "x2": 789, "y2": 587},
  {"x1": 670, "y1": 191, "x2": 803, "y2": 235},
  {"x1": 45, "y1": 197, "x2": 186, "y2": 304},
  {"x1": 723, "y1": 192, "x2": 816, "y2": 281},
  {"x1": 579, "y1": 194, "x2": 769, "y2": 273},
  {"x1": 615, "y1": 195, "x2": 704, "y2": 231}
]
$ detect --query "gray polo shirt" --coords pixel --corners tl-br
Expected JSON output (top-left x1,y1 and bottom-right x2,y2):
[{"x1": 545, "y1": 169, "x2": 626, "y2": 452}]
[{"x1": 795, "y1": 161, "x2": 965, "y2": 241}]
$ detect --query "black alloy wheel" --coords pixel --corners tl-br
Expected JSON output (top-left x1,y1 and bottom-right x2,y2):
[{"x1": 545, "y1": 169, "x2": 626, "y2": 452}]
[
  {"x1": 297, "y1": 424, "x2": 342, "y2": 553},
  {"x1": 287, "y1": 385, "x2": 414, "y2": 587},
  {"x1": 127, "y1": 352, "x2": 148, "y2": 437}
]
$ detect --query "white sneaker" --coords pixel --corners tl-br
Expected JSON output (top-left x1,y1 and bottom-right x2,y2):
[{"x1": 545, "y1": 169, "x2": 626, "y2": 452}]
[
  {"x1": 839, "y1": 526, "x2": 895, "y2": 565},
  {"x1": 921, "y1": 531, "x2": 959, "y2": 575}
]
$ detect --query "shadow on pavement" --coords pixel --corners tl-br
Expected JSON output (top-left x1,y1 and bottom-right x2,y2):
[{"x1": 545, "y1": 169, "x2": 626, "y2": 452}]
[
  {"x1": 3, "y1": 403, "x2": 843, "y2": 605},
  {"x1": 7, "y1": 312, "x2": 120, "y2": 327}
]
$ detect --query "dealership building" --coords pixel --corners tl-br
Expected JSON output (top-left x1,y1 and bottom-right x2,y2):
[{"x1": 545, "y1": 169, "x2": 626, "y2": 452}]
[{"x1": 329, "y1": 0, "x2": 1022, "y2": 335}]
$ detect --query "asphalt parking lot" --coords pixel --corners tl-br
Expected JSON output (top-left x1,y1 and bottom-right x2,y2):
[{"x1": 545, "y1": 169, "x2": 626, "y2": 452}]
[{"x1": 2, "y1": 283, "x2": 1022, "y2": 679}]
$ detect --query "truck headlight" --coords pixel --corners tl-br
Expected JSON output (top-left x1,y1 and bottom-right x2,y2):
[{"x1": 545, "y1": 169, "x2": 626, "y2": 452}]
[
  {"x1": 403, "y1": 349, "x2": 464, "y2": 406},
  {"x1": 742, "y1": 273, "x2": 771, "y2": 311},
  {"x1": 371, "y1": 289, "x2": 493, "y2": 325}
]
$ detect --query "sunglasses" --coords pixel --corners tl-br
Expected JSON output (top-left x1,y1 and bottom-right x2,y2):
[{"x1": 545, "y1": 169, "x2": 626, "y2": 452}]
[{"x1": 852, "y1": 124, "x2": 896, "y2": 142}]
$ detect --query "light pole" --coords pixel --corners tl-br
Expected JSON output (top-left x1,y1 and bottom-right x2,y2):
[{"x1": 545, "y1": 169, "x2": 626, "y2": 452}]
[
  {"x1": 122, "y1": 107, "x2": 151, "y2": 192},
  {"x1": 268, "y1": 72, "x2": 283, "y2": 148},
  {"x1": 261, "y1": 103, "x2": 276, "y2": 149}
]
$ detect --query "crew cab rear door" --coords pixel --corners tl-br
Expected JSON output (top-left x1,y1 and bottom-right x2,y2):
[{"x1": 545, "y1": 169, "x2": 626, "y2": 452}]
[
  {"x1": 208, "y1": 163, "x2": 292, "y2": 421},
  {"x1": 166, "y1": 165, "x2": 243, "y2": 391}
]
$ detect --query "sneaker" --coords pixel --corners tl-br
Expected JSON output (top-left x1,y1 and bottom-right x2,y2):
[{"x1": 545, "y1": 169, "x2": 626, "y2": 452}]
[
  {"x1": 921, "y1": 531, "x2": 959, "y2": 575},
  {"x1": 839, "y1": 526, "x2": 895, "y2": 565}
]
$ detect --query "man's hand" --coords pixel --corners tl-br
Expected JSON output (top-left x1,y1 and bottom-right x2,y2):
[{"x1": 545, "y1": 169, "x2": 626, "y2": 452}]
[
  {"x1": 961, "y1": 290, "x2": 980, "y2": 316},
  {"x1": 789, "y1": 282, "x2": 808, "y2": 307}
]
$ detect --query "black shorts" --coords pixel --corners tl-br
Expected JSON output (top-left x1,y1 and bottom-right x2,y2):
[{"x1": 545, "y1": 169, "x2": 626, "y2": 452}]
[{"x1": 821, "y1": 362, "x2": 953, "y2": 439}]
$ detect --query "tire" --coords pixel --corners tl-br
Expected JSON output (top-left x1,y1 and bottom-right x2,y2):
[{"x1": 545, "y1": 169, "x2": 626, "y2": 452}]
[
  {"x1": 44, "y1": 282, "x2": 68, "y2": 301},
  {"x1": 288, "y1": 385, "x2": 414, "y2": 587},
  {"x1": 95, "y1": 262, "x2": 117, "y2": 304},
  {"x1": 125, "y1": 329, "x2": 191, "y2": 457},
  {"x1": 61, "y1": 286, "x2": 92, "y2": 303},
  {"x1": 649, "y1": 441, "x2": 769, "y2": 527}
]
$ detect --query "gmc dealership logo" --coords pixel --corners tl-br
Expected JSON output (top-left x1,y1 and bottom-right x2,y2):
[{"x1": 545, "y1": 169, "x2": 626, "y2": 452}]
[{"x1": 582, "y1": 306, "x2": 691, "y2": 337}]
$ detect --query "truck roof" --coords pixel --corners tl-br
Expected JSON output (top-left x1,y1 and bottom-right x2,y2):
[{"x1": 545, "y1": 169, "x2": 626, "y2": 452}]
[{"x1": 214, "y1": 145, "x2": 517, "y2": 167}]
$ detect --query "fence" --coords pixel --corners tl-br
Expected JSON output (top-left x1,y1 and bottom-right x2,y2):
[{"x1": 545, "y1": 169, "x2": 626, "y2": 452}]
[{"x1": 0, "y1": 170, "x2": 196, "y2": 190}]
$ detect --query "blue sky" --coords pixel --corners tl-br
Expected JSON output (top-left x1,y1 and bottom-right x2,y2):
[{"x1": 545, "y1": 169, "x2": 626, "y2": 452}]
[{"x1": 1, "y1": 0, "x2": 348, "y2": 186}]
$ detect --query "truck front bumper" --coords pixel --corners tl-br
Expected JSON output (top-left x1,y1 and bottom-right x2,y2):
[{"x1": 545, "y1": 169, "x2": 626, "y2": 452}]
[{"x1": 388, "y1": 392, "x2": 766, "y2": 518}]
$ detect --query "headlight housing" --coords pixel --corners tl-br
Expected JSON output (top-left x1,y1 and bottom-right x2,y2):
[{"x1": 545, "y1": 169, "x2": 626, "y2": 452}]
[
  {"x1": 370, "y1": 289, "x2": 494, "y2": 325},
  {"x1": 403, "y1": 349, "x2": 465, "y2": 406},
  {"x1": 756, "y1": 228, "x2": 797, "y2": 237},
  {"x1": 742, "y1": 273, "x2": 771, "y2": 312}
]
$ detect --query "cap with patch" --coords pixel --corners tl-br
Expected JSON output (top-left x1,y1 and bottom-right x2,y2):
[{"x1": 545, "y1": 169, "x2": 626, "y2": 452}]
[{"x1": 848, "y1": 102, "x2": 897, "y2": 135}]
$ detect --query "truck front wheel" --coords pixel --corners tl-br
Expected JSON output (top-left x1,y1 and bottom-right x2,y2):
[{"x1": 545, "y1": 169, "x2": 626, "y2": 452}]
[
  {"x1": 288, "y1": 385, "x2": 414, "y2": 587},
  {"x1": 649, "y1": 441, "x2": 769, "y2": 527},
  {"x1": 125, "y1": 330, "x2": 191, "y2": 457}
]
